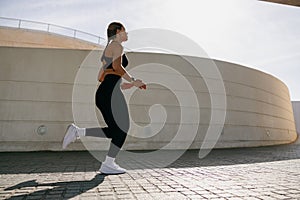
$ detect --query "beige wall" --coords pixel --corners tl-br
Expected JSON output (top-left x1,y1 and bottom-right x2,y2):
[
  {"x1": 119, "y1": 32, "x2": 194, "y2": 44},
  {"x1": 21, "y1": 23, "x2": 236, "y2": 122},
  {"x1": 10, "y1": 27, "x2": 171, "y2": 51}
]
[{"x1": 0, "y1": 47, "x2": 297, "y2": 151}]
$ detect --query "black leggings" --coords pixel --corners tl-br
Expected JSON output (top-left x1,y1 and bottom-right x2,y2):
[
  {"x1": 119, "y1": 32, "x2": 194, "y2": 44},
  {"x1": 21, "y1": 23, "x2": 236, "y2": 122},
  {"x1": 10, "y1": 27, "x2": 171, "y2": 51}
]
[{"x1": 86, "y1": 75, "x2": 129, "y2": 158}]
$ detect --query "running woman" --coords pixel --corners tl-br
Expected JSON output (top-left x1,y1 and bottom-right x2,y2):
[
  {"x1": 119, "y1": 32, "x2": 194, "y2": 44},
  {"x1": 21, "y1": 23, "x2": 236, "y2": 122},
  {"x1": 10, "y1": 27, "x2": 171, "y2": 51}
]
[{"x1": 62, "y1": 22, "x2": 146, "y2": 174}]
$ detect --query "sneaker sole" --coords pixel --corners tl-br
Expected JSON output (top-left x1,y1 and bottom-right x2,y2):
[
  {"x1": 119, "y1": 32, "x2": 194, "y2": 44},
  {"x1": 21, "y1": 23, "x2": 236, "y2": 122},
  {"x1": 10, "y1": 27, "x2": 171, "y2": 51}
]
[
  {"x1": 99, "y1": 171, "x2": 126, "y2": 175},
  {"x1": 99, "y1": 164, "x2": 126, "y2": 175},
  {"x1": 62, "y1": 124, "x2": 73, "y2": 149}
]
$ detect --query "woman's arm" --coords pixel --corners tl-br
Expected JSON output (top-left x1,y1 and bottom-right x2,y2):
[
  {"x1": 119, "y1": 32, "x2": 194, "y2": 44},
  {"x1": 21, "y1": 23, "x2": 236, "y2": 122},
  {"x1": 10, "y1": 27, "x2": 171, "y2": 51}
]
[
  {"x1": 112, "y1": 42, "x2": 146, "y2": 89},
  {"x1": 111, "y1": 43, "x2": 133, "y2": 82}
]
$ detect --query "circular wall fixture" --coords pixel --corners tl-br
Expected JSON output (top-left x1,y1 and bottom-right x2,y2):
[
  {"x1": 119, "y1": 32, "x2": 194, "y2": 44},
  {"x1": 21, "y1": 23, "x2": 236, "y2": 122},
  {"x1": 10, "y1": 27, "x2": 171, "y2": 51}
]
[{"x1": 37, "y1": 125, "x2": 47, "y2": 136}]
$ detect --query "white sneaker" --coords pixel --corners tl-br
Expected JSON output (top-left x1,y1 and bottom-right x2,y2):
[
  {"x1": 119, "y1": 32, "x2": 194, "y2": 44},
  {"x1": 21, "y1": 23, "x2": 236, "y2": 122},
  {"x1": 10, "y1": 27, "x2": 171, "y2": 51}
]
[
  {"x1": 99, "y1": 161, "x2": 127, "y2": 175},
  {"x1": 62, "y1": 123, "x2": 79, "y2": 149}
]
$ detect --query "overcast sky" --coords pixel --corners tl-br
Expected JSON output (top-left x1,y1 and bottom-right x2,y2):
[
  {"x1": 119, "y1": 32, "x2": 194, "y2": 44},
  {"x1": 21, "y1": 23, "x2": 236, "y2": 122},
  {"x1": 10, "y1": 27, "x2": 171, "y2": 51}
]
[{"x1": 0, "y1": 0, "x2": 299, "y2": 100}]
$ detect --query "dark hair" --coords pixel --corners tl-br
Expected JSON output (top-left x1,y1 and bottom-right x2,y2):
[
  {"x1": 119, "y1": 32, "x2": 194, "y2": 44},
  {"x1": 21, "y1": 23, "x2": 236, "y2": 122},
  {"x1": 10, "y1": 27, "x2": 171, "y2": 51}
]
[{"x1": 101, "y1": 22, "x2": 124, "y2": 62}]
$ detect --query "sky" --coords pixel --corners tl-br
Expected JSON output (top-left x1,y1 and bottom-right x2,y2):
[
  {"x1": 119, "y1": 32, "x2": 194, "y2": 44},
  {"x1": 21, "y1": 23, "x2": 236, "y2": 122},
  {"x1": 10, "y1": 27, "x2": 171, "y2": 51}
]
[{"x1": 0, "y1": 0, "x2": 299, "y2": 100}]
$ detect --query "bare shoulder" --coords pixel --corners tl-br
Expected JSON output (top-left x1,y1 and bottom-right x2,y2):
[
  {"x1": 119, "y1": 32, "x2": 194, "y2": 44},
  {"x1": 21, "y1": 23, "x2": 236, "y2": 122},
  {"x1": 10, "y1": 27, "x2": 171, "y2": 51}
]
[
  {"x1": 110, "y1": 42, "x2": 123, "y2": 57},
  {"x1": 105, "y1": 42, "x2": 123, "y2": 57}
]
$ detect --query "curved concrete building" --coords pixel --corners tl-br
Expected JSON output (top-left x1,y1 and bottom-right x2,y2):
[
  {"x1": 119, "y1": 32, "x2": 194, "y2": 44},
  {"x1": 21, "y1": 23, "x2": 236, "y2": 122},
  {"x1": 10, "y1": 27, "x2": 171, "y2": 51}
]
[{"x1": 0, "y1": 27, "x2": 297, "y2": 151}]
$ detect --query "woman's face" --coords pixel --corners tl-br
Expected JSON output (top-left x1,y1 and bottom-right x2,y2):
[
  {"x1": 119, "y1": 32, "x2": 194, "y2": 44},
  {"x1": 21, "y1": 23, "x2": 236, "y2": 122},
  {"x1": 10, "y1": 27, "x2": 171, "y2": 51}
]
[{"x1": 117, "y1": 27, "x2": 128, "y2": 42}]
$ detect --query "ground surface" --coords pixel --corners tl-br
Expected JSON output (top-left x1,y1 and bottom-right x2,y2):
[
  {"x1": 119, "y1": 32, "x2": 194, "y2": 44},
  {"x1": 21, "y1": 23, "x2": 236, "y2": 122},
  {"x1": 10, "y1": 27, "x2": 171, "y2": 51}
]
[{"x1": 1, "y1": 139, "x2": 299, "y2": 200}]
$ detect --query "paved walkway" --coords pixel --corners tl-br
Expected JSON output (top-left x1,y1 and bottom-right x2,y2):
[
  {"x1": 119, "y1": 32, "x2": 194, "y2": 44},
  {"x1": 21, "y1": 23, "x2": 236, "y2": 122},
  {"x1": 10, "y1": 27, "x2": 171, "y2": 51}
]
[{"x1": 0, "y1": 139, "x2": 300, "y2": 200}]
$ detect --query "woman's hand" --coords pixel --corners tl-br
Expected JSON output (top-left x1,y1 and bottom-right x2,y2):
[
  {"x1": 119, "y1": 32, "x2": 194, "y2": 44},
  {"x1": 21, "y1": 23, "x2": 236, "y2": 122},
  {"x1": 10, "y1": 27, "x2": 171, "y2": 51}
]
[
  {"x1": 121, "y1": 82, "x2": 134, "y2": 90},
  {"x1": 133, "y1": 79, "x2": 147, "y2": 89},
  {"x1": 121, "y1": 80, "x2": 146, "y2": 90}
]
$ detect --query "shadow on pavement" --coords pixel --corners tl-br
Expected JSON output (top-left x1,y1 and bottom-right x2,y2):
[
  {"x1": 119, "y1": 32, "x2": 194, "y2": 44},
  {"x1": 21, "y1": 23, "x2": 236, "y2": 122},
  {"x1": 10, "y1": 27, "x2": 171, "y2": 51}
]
[
  {"x1": 0, "y1": 140, "x2": 299, "y2": 174},
  {"x1": 4, "y1": 173, "x2": 106, "y2": 200}
]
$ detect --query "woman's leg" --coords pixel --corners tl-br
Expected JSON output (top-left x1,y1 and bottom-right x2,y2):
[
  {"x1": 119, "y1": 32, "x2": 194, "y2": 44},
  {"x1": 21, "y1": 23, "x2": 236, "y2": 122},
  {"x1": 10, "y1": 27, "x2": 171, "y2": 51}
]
[
  {"x1": 85, "y1": 127, "x2": 107, "y2": 138},
  {"x1": 107, "y1": 88, "x2": 129, "y2": 157},
  {"x1": 85, "y1": 84, "x2": 129, "y2": 158}
]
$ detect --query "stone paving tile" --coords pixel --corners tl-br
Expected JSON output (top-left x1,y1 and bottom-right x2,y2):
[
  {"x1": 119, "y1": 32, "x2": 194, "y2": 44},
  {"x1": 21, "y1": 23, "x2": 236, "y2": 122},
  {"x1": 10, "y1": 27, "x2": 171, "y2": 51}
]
[{"x1": 0, "y1": 140, "x2": 300, "y2": 199}]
